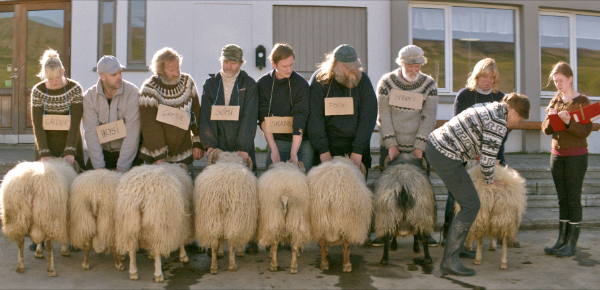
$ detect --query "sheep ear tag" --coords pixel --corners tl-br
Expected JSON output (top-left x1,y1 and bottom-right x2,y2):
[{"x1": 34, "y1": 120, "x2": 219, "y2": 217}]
[
  {"x1": 325, "y1": 97, "x2": 353, "y2": 116},
  {"x1": 156, "y1": 105, "x2": 190, "y2": 130},
  {"x1": 211, "y1": 105, "x2": 240, "y2": 121},
  {"x1": 42, "y1": 115, "x2": 71, "y2": 130},
  {"x1": 96, "y1": 119, "x2": 127, "y2": 144},
  {"x1": 389, "y1": 89, "x2": 423, "y2": 110}
]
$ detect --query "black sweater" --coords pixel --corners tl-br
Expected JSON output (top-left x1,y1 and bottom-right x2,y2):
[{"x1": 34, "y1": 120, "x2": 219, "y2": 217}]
[
  {"x1": 307, "y1": 69, "x2": 378, "y2": 155},
  {"x1": 257, "y1": 70, "x2": 310, "y2": 142}
]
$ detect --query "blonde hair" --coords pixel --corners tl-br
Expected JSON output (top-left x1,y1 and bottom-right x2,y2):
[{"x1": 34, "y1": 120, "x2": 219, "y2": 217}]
[
  {"x1": 466, "y1": 58, "x2": 500, "y2": 93},
  {"x1": 150, "y1": 47, "x2": 182, "y2": 76},
  {"x1": 37, "y1": 49, "x2": 63, "y2": 80},
  {"x1": 315, "y1": 53, "x2": 337, "y2": 84}
]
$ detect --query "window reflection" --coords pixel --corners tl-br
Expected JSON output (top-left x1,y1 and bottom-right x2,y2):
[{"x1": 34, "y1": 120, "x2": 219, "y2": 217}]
[
  {"x1": 100, "y1": 0, "x2": 115, "y2": 58},
  {"x1": 576, "y1": 15, "x2": 600, "y2": 97},
  {"x1": 540, "y1": 15, "x2": 569, "y2": 92},
  {"x1": 452, "y1": 7, "x2": 515, "y2": 93},
  {"x1": 412, "y1": 8, "x2": 445, "y2": 88},
  {"x1": 0, "y1": 12, "x2": 14, "y2": 89},
  {"x1": 128, "y1": 0, "x2": 146, "y2": 63},
  {"x1": 26, "y1": 10, "x2": 64, "y2": 88}
]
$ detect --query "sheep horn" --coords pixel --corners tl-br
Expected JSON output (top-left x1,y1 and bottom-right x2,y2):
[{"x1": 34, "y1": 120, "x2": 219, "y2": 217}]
[
  {"x1": 207, "y1": 148, "x2": 222, "y2": 166},
  {"x1": 384, "y1": 156, "x2": 391, "y2": 169},
  {"x1": 359, "y1": 163, "x2": 367, "y2": 177},
  {"x1": 297, "y1": 161, "x2": 306, "y2": 174},
  {"x1": 246, "y1": 157, "x2": 253, "y2": 171}
]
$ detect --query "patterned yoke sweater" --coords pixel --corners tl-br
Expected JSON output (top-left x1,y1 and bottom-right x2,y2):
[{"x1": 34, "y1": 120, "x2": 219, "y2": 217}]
[
  {"x1": 377, "y1": 71, "x2": 438, "y2": 152},
  {"x1": 31, "y1": 79, "x2": 85, "y2": 167},
  {"x1": 139, "y1": 73, "x2": 202, "y2": 165}
]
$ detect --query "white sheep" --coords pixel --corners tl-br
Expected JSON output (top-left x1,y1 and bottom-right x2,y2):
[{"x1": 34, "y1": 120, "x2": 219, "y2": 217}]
[
  {"x1": 194, "y1": 149, "x2": 258, "y2": 274},
  {"x1": 308, "y1": 156, "x2": 373, "y2": 272},
  {"x1": 68, "y1": 169, "x2": 124, "y2": 271},
  {"x1": 0, "y1": 158, "x2": 78, "y2": 277},
  {"x1": 374, "y1": 155, "x2": 437, "y2": 265},
  {"x1": 115, "y1": 164, "x2": 193, "y2": 282},
  {"x1": 257, "y1": 161, "x2": 311, "y2": 274},
  {"x1": 456, "y1": 164, "x2": 527, "y2": 269}
]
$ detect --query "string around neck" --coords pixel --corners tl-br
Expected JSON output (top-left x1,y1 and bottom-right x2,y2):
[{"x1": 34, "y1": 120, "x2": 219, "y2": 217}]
[
  {"x1": 44, "y1": 79, "x2": 70, "y2": 116},
  {"x1": 213, "y1": 74, "x2": 240, "y2": 107},
  {"x1": 267, "y1": 70, "x2": 293, "y2": 117}
]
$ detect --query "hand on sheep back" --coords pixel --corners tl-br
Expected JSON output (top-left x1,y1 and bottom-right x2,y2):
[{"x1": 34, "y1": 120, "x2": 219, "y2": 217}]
[
  {"x1": 307, "y1": 156, "x2": 373, "y2": 245},
  {"x1": 374, "y1": 160, "x2": 437, "y2": 239},
  {"x1": 257, "y1": 162, "x2": 311, "y2": 248},
  {"x1": 115, "y1": 165, "x2": 189, "y2": 257},
  {"x1": 456, "y1": 164, "x2": 527, "y2": 245},
  {"x1": 68, "y1": 169, "x2": 122, "y2": 252},
  {"x1": 193, "y1": 156, "x2": 258, "y2": 249}
]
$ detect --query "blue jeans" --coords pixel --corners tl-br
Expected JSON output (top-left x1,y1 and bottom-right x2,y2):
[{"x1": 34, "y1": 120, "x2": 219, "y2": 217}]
[{"x1": 266, "y1": 139, "x2": 314, "y2": 172}]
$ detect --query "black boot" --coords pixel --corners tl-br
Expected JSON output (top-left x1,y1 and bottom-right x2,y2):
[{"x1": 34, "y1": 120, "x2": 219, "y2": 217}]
[
  {"x1": 544, "y1": 221, "x2": 569, "y2": 255},
  {"x1": 440, "y1": 219, "x2": 475, "y2": 276},
  {"x1": 554, "y1": 223, "x2": 581, "y2": 257},
  {"x1": 459, "y1": 244, "x2": 476, "y2": 259}
]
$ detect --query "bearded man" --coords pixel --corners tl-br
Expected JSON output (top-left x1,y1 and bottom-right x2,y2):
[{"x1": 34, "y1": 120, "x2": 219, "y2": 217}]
[
  {"x1": 307, "y1": 44, "x2": 377, "y2": 172},
  {"x1": 138, "y1": 47, "x2": 203, "y2": 167}
]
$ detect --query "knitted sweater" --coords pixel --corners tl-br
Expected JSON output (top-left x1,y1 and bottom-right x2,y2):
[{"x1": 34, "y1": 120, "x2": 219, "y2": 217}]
[
  {"x1": 377, "y1": 70, "x2": 437, "y2": 152},
  {"x1": 429, "y1": 102, "x2": 509, "y2": 184},
  {"x1": 31, "y1": 79, "x2": 85, "y2": 166},
  {"x1": 541, "y1": 94, "x2": 592, "y2": 150},
  {"x1": 139, "y1": 73, "x2": 202, "y2": 164}
]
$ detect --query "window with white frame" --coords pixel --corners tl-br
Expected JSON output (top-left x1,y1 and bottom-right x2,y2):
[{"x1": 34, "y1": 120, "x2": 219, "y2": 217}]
[
  {"x1": 97, "y1": 0, "x2": 115, "y2": 60},
  {"x1": 540, "y1": 12, "x2": 600, "y2": 97},
  {"x1": 128, "y1": 0, "x2": 146, "y2": 66},
  {"x1": 411, "y1": 4, "x2": 517, "y2": 94}
]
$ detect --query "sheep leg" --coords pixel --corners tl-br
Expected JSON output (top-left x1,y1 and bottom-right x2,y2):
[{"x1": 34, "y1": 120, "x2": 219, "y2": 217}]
[
  {"x1": 319, "y1": 238, "x2": 329, "y2": 270},
  {"x1": 129, "y1": 251, "x2": 138, "y2": 280},
  {"x1": 82, "y1": 240, "x2": 91, "y2": 270},
  {"x1": 489, "y1": 238, "x2": 497, "y2": 251},
  {"x1": 112, "y1": 247, "x2": 124, "y2": 271},
  {"x1": 61, "y1": 243, "x2": 70, "y2": 257},
  {"x1": 269, "y1": 241, "x2": 278, "y2": 272},
  {"x1": 474, "y1": 238, "x2": 483, "y2": 265},
  {"x1": 228, "y1": 244, "x2": 237, "y2": 272},
  {"x1": 237, "y1": 245, "x2": 244, "y2": 257},
  {"x1": 290, "y1": 245, "x2": 299, "y2": 274},
  {"x1": 380, "y1": 234, "x2": 391, "y2": 266},
  {"x1": 153, "y1": 249, "x2": 164, "y2": 283},
  {"x1": 342, "y1": 240, "x2": 352, "y2": 272},
  {"x1": 16, "y1": 237, "x2": 25, "y2": 273},
  {"x1": 35, "y1": 243, "x2": 44, "y2": 259},
  {"x1": 413, "y1": 235, "x2": 420, "y2": 253},
  {"x1": 210, "y1": 240, "x2": 219, "y2": 274},
  {"x1": 421, "y1": 233, "x2": 433, "y2": 264},
  {"x1": 500, "y1": 237, "x2": 508, "y2": 270},
  {"x1": 179, "y1": 244, "x2": 189, "y2": 263},
  {"x1": 46, "y1": 239, "x2": 56, "y2": 277},
  {"x1": 217, "y1": 239, "x2": 225, "y2": 258}
]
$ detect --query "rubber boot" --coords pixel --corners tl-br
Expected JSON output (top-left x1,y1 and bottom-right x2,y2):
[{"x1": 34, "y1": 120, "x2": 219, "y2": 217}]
[
  {"x1": 544, "y1": 220, "x2": 569, "y2": 255},
  {"x1": 554, "y1": 223, "x2": 581, "y2": 257},
  {"x1": 459, "y1": 244, "x2": 476, "y2": 259},
  {"x1": 440, "y1": 219, "x2": 475, "y2": 276}
]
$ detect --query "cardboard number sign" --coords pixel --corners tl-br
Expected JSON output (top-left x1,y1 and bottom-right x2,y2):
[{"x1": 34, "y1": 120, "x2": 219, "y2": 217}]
[{"x1": 210, "y1": 105, "x2": 240, "y2": 121}]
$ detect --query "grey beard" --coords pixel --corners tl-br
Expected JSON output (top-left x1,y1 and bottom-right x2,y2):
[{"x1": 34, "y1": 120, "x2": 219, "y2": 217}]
[
  {"x1": 160, "y1": 74, "x2": 180, "y2": 85},
  {"x1": 333, "y1": 65, "x2": 362, "y2": 89}
]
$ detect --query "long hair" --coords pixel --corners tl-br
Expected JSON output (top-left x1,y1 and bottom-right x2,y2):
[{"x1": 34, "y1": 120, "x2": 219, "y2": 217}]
[
  {"x1": 545, "y1": 61, "x2": 573, "y2": 93},
  {"x1": 150, "y1": 47, "x2": 182, "y2": 77},
  {"x1": 466, "y1": 58, "x2": 500, "y2": 93},
  {"x1": 315, "y1": 53, "x2": 337, "y2": 84},
  {"x1": 37, "y1": 49, "x2": 63, "y2": 80}
]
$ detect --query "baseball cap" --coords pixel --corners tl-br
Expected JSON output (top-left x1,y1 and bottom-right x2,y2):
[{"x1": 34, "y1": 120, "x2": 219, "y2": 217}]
[
  {"x1": 97, "y1": 55, "x2": 125, "y2": 74},
  {"x1": 333, "y1": 44, "x2": 362, "y2": 70},
  {"x1": 221, "y1": 44, "x2": 244, "y2": 63}
]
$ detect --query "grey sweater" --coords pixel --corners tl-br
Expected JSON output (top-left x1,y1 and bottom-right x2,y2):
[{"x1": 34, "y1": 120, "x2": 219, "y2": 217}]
[{"x1": 377, "y1": 70, "x2": 438, "y2": 152}]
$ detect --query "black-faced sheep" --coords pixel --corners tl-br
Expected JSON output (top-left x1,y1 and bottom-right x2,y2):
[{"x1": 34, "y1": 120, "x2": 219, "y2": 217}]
[
  {"x1": 0, "y1": 158, "x2": 78, "y2": 277},
  {"x1": 194, "y1": 149, "x2": 258, "y2": 274},
  {"x1": 68, "y1": 169, "x2": 124, "y2": 271},
  {"x1": 308, "y1": 156, "x2": 373, "y2": 272},
  {"x1": 374, "y1": 154, "x2": 437, "y2": 265},
  {"x1": 456, "y1": 164, "x2": 527, "y2": 269},
  {"x1": 257, "y1": 161, "x2": 310, "y2": 274},
  {"x1": 115, "y1": 164, "x2": 193, "y2": 282}
]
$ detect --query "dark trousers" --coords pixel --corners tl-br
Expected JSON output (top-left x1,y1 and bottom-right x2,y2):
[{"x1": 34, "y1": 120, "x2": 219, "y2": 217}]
[
  {"x1": 425, "y1": 142, "x2": 480, "y2": 224},
  {"x1": 551, "y1": 153, "x2": 587, "y2": 223},
  {"x1": 85, "y1": 150, "x2": 143, "y2": 171}
]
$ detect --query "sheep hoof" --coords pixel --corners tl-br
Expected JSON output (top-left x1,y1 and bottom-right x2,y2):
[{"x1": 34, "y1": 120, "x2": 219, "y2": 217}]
[
  {"x1": 82, "y1": 263, "x2": 89, "y2": 270},
  {"x1": 180, "y1": 255, "x2": 190, "y2": 263},
  {"x1": 154, "y1": 274, "x2": 164, "y2": 283},
  {"x1": 237, "y1": 251, "x2": 244, "y2": 257},
  {"x1": 290, "y1": 267, "x2": 297, "y2": 274},
  {"x1": 115, "y1": 263, "x2": 125, "y2": 271},
  {"x1": 320, "y1": 262, "x2": 329, "y2": 271},
  {"x1": 269, "y1": 266, "x2": 277, "y2": 272},
  {"x1": 474, "y1": 260, "x2": 481, "y2": 265},
  {"x1": 15, "y1": 266, "x2": 24, "y2": 273},
  {"x1": 217, "y1": 253, "x2": 224, "y2": 258},
  {"x1": 48, "y1": 269, "x2": 57, "y2": 277},
  {"x1": 35, "y1": 253, "x2": 44, "y2": 259},
  {"x1": 210, "y1": 266, "x2": 218, "y2": 274},
  {"x1": 343, "y1": 263, "x2": 352, "y2": 272},
  {"x1": 500, "y1": 263, "x2": 507, "y2": 270},
  {"x1": 228, "y1": 264, "x2": 237, "y2": 272},
  {"x1": 61, "y1": 250, "x2": 70, "y2": 257},
  {"x1": 379, "y1": 259, "x2": 388, "y2": 266},
  {"x1": 129, "y1": 273, "x2": 138, "y2": 280}
]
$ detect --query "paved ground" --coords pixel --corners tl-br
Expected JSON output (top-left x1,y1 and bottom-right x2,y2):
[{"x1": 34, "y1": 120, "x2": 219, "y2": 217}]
[{"x1": 1, "y1": 228, "x2": 599, "y2": 289}]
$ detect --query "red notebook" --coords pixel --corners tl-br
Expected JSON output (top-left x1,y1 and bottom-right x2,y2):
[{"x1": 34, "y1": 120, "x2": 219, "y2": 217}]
[
  {"x1": 548, "y1": 114, "x2": 566, "y2": 131},
  {"x1": 548, "y1": 102, "x2": 600, "y2": 131}
]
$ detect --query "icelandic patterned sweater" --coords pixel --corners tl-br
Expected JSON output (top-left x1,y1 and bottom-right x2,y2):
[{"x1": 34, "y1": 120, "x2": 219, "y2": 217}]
[
  {"x1": 31, "y1": 79, "x2": 85, "y2": 167},
  {"x1": 429, "y1": 102, "x2": 508, "y2": 184},
  {"x1": 139, "y1": 73, "x2": 202, "y2": 165},
  {"x1": 377, "y1": 71, "x2": 437, "y2": 152}
]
